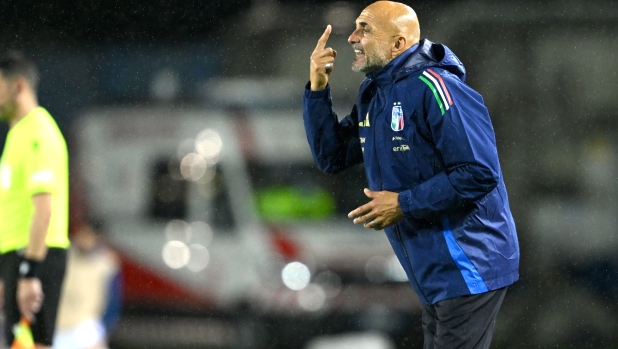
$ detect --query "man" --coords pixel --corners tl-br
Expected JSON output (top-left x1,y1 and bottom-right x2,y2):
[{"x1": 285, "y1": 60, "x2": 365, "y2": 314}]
[
  {"x1": 53, "y1": 220, "x2": 121, "y2": 349},
  {"x1": 0, "y1": 51, "x2": 69, "y2": 348},
  {"x1": 303, "y1": 1, "x2": 519, "y2": 348}
]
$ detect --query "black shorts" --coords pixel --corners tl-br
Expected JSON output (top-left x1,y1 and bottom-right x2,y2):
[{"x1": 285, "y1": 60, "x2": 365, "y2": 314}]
[
  {"x1": 421, "y1": 287, "x2": 508, "y2": 349},
  {"x1": 0, "y1": 248, "x2": 67, "y2": 346}
]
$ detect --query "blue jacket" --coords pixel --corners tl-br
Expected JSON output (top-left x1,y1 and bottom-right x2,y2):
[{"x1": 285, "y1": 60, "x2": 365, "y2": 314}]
[{"x1": 303, "y1": 39, "x2": 519, "y2": 305}]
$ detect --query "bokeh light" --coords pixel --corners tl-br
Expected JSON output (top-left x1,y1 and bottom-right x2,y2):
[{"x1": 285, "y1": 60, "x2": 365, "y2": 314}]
[
  {"x1": 186, "y1": 244, "x2": 210, "y2": 272},
  {"x1": 180, "y1": 153, "x2": 207, "y2": 181},
  {"x1": 314, "y1": 270, "x2": 342, "y2": 298},
  {"x1": 281, "y1": 261, "x2": 311, "y2": 291},
  {"x1": 297, "y1": 284, "x2": 326, "y2": 312},
  {"x1": 165, "y1": 219, "x2": 192, "y2": 242},
  {"x1": 162, "y1": 240, "x2": 190, "y2": 269},
  {"x1": 189, "y1": 221, "x2": 213, "y2": 247},
  {"x1": 365, "y1": 256, "x2": 388, "y2": 284},
  {"x1": 195, "y1": 129, "x2": 223, "y2": 161}
]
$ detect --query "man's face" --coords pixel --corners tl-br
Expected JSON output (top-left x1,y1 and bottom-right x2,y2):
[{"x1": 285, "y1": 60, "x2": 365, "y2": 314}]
[
  {"x1": 0, "y1": 75, "x2": 17, "y2": 122},
  {"x1": 348, "y1": 9, "x2": 393, "y2": 74}
]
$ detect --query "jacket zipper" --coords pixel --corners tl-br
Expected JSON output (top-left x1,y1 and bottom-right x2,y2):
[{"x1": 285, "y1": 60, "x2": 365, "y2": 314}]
[
  {"x1": 372, "y1": 91, "x2": 383, "y2": 190},
  {"x1": 373, "y1": 133, "x2": 383, "y2": 190},
  {"x1": 372, "y1": 88, "x2": 426, "y2": 298}
]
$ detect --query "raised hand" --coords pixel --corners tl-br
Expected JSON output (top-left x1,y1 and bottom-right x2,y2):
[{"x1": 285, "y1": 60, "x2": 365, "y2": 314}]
[{"x1": 310, "y1": 25, "x2": 337, "y2": 91}]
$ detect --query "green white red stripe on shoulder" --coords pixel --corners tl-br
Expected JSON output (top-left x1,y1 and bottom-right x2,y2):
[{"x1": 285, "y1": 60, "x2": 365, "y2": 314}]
[{"x1": 419, "y1": 68, "x2": 453, "y2": 115}]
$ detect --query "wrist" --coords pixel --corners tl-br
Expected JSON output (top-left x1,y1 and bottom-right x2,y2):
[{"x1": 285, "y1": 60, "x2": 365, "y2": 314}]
[
  {"x1": 18, "y1": 257, "x2": 40, "y2": 279},
  {"x1": 397, "y1": 191, "x2": 415, "y2": 219},
  {"x1": 304, "y1": 82, "x2": 331, "y2": 99},
  {"x1": 310, "y1": 83, "x2": 327, "y2": 91}
]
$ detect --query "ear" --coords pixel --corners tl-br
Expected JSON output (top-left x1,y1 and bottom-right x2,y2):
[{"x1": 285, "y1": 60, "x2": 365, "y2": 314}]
[
  {"x1": 8, "y1": 77, "x2": 24, "y2": 98},
  {"x1": 392, "y1": 35, "x2": 407, "y2": 56},
  {"x1": 14, "y1": 76, "x2": 29, "y2": 95}
]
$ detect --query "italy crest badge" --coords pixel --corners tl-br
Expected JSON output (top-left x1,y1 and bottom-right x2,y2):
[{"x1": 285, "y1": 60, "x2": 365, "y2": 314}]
[{"x1": 391, "y1": 103, "x2": 404, "y2": 131}]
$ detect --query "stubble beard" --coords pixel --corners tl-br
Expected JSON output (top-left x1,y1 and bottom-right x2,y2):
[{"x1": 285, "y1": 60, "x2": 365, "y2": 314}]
[{"x1": 352, "y1": 46, "x2": 391, "y2": 74}]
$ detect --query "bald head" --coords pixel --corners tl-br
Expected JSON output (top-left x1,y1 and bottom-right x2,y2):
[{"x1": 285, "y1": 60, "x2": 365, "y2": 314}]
[
  {"x1": 348, "y1": 1, "x2": 420, "y2": 73},
  {"x1": 363, "y1": 1, "x2": 420, "y2": 48}
]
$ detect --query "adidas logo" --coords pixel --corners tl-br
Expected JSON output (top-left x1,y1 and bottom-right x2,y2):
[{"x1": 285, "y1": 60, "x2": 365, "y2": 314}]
[{"x1": 359, "y1": 113, "x2": 370, "y2": 127}]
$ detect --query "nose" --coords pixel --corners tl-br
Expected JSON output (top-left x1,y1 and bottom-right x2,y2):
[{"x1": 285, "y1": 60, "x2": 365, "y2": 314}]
[{"x1": 348, "y1": 28, "x2": 360, "y2": 44}]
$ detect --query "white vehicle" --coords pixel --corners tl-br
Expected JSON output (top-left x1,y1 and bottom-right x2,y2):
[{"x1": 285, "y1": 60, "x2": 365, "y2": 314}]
[{"x1": 74, "y1": 106, "x2": 416, "y2": 347}]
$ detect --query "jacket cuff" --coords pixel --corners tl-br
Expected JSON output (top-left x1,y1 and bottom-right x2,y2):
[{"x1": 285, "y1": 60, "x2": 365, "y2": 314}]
[
  {"x1": 304, "y1": 82, "x2": 330, "y2": 98},
  {"x1": 398, "y1": 191, "x2": 416, "y2": 219}
]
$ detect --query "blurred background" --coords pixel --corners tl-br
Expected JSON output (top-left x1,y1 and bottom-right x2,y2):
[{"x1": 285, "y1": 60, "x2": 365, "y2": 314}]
[{"x1": 1, "y1": 0, "x2": 618, "y2": 348}]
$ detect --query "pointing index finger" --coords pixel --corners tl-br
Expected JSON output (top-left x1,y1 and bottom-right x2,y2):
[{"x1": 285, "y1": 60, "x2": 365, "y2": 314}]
[{"x1": 314, "y1": 25, "x2": 332, "y2": 52}]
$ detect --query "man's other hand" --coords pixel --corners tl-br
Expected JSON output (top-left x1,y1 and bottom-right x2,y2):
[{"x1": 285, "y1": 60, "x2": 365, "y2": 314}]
[{"x1": 348, "y1": 188, "x2": 404, "y2": 230}]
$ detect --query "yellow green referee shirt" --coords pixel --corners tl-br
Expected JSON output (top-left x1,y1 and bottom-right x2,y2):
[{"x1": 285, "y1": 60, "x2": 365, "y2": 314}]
[{"x1": 0, "y1": 107, "x2": 70, "y2": 253}]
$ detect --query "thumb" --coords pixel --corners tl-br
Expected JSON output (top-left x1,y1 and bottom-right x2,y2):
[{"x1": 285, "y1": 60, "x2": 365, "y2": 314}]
[{"x1": 364, "y1": 188, "x2": 374, "y2": 198}]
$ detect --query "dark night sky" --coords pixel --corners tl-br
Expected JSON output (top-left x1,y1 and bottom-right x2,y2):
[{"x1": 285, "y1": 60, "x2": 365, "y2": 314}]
[
  {"x1": 0, "y1": 0, "x2": 468, "y2": 45},
  {"x1": 0, "y1": 1, "x2": 254, "y2": 45}
]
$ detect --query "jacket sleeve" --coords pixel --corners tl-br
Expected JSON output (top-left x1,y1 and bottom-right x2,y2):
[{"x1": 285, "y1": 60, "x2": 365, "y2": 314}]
[
  {"x1": 303, "y1": 83, "x2": 364, "y2": 174},
  {"x1": 398, "y1": 72, "x2": 500, "y2": 219}
]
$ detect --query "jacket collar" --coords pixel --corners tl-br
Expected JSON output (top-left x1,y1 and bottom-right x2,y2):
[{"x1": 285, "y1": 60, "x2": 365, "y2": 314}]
[
  {"x1": 364, "y1": 39, "x2": 467, "y2": 88},
  {"x1": 366, "y1": 42, "x2": 420, "y2": 89}
]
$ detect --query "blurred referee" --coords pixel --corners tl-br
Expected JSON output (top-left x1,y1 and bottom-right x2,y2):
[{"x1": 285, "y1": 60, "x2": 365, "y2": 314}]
[{"x1": 0, "y1": 51, "x2": 69, "y2": 348}]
